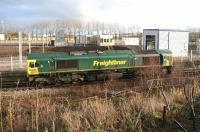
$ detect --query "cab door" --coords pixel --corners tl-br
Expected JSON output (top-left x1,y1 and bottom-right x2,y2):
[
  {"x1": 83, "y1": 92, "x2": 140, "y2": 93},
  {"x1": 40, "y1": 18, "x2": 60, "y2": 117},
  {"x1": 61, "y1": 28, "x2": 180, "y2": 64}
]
[{"x1": 27, "y1": 60, "x2": 39, "y2": 76}]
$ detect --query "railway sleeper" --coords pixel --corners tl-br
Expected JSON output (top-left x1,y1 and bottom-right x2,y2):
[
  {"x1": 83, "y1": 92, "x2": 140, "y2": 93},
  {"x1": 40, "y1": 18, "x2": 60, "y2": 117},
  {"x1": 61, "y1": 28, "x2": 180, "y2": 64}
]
[
  {"x1": 34, "y1": 77, "x2": 55, "y2": 85},
  {"x1": 122, "y1": 70, "x2": 137, "y2": 79}
]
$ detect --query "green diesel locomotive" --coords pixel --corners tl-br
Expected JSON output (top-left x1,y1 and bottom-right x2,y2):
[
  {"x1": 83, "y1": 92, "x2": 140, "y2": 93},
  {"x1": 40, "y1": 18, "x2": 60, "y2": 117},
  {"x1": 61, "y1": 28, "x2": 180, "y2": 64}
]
[{"x1": 27, "y1": 49, "x2": 172, "y2": 84}]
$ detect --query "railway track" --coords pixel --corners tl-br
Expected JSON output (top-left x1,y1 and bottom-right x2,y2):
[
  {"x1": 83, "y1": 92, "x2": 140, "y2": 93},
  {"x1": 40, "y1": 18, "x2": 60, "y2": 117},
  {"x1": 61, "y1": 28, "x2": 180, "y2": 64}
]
[
  {"x1": 0, "y1": 70, "x2": 199, "y2": 104},
  {"x1": 0, "y1": 78, "x2": 146, "y2": 103},
  {"x1": 0, "y1": 77, "x2": 140, "y2": 90},
  {"x1": 0, "y1": 67, "x2": 199, "y2": 91}
]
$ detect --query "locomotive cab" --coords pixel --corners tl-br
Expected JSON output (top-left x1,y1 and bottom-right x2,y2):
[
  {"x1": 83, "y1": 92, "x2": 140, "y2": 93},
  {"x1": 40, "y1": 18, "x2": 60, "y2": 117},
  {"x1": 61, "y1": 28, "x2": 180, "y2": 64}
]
[
  {"x1": 156, "y1": 49, "x2": 173, "y2": 73},
  {"x1": 156, "y1": 49, "x2": 173, "y2": 67},
  {"x1": 27, "y1": 60, "x2": 39, "y2": 76}
]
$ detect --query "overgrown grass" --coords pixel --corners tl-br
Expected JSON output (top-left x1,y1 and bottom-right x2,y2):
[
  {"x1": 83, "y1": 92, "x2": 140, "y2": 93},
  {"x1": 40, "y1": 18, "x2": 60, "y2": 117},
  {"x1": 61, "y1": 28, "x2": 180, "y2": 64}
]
[{"x1": 0, "y1": 84, "x2": 199, "y2": 132}]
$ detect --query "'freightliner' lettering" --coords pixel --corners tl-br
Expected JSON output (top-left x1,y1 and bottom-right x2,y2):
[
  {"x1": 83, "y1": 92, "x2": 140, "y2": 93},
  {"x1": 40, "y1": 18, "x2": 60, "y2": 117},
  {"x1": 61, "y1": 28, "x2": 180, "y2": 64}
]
[{"x1": 93, "y1": 60, "x2": 126, "y2": 67}]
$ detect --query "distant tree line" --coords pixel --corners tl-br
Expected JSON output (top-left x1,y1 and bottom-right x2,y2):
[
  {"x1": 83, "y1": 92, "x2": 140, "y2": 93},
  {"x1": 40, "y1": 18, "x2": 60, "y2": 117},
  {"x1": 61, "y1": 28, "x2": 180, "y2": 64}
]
[{"x1": 1, "y1": 19, "x2": 141, "y2": 40}]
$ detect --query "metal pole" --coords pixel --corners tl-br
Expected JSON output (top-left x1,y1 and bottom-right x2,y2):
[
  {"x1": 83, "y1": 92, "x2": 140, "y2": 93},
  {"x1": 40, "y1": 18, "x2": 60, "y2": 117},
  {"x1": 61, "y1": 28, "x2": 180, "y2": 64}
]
[
  {"x1": 191, "y1": 50, "x2": 193, "y2": 61},
  {"x1": 10, "y1": 56, "x2": 13, "y2": 72},
  {"x1": 19, "y1": 32, "x2": 23, "y2": 68},
  {"x1": 28, "y1": 33, "x2": 31, "y2": 54},
  {"x1": 168, "y1": 32, "x2": 170, "y2": 50}
]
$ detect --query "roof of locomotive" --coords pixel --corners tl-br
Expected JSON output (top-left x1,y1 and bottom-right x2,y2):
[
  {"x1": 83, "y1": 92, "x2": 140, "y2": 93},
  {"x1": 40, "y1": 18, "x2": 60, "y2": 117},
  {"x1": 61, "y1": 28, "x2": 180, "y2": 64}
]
[
  {"x1": 139, "y1": 49, "x2": 172, "y2": 55},
  {"x1": 27, "y1": 50, "x2": 136, "y2": 60},
  {"x1": 156, "y1": 49, "x2": 172, "y2": 54}
]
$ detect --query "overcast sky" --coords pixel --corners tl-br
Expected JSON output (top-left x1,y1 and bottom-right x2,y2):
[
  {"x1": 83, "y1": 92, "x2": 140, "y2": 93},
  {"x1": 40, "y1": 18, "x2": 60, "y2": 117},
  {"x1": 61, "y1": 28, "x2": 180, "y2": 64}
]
[{"x1": 0, "y1": 0, "x2": 200, "y2": 29}]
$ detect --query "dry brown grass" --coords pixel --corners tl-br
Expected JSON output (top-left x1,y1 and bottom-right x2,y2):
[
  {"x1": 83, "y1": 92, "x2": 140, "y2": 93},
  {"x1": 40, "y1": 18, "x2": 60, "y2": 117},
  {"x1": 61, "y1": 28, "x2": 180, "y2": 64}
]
[{"x1": 0, "y1": 81, "x2": 199, "y2": 131}]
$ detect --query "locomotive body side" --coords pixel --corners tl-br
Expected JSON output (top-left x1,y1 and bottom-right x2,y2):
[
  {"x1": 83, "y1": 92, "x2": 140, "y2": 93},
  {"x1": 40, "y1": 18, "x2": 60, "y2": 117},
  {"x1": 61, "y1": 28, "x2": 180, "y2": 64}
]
[
  {"x1": 26, "y1": 49, "x2": 173, "y2": 84},
  {"x1": 27, "y1": 50, "x2": 137, "y2": 75}
]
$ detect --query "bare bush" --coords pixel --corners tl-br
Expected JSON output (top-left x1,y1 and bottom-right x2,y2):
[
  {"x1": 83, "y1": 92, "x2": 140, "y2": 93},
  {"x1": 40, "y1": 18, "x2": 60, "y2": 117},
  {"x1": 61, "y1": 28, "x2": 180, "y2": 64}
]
[{"x1": 0, "y1": 82, "x2": 199, "y2": 131}]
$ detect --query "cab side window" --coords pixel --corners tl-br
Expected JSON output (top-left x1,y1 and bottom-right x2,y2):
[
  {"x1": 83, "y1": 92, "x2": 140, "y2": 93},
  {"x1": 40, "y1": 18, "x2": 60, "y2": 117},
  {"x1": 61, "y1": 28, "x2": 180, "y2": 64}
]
[
  {"x1": 29, "y1": 62, "x2": 40, "y2": 68},
  {"x1": 29, "y1": 62, "x2": 35, "y2": 68}
]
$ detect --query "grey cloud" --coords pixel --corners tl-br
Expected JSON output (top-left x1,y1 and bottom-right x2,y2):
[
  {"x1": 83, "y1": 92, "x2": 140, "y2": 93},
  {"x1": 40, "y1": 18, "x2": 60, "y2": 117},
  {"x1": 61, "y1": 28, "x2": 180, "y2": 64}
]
[{"x1": 0, "y1": 0, "x2": 82, "y2": 24}]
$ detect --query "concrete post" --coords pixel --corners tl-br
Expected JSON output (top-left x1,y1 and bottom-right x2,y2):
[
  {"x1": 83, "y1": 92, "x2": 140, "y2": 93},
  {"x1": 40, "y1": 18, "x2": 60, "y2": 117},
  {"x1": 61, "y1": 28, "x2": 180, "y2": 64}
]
[{"x1": 190, "y1": 50, "x2": 193, "y2": 62}]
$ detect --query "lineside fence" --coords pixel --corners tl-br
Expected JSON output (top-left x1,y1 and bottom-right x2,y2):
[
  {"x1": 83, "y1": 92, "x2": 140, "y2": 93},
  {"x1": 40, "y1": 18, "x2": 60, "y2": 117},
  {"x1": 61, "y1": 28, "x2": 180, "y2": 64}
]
[
  {"x1": 190, "y1": 50, "x2": 200, "y2": 61},
  {"x1": 173, "y1": 50, "x2": 200, "y2": 64},
  {"x1": 0, "y1": 56, "x2": 26, "y2": 71},
  {"x1": 0, "y1": 40, "x2": 50, "y2": 45}
]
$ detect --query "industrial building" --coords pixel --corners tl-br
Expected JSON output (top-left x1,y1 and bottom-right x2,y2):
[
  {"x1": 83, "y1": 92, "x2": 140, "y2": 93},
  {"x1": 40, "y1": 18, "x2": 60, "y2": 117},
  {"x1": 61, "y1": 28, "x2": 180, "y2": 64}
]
[
  {"x1": 189, "y1": 32, "x2": 200, "y2": 51},
  {"x1": 98, "y1": 35, "x2": 114, "y2": 46},
  {"x1": 115, "y1": 37, "x2": 140, "y2": 46},
  {"x1": 143, "y1": 29, "x2": 189, "y2": 56},
  {"x1": 75, "y1": 35, "x2": 97, "y2": 45},
  {"x1": 122, "y1": 37, "x2": 139, "y2": 45},
  {"x1": 76, "y1": 34, "x2": 114, "y2": 46},
  {"x1": 0, "y1": 33, "x2": 5, "y2": 41}
]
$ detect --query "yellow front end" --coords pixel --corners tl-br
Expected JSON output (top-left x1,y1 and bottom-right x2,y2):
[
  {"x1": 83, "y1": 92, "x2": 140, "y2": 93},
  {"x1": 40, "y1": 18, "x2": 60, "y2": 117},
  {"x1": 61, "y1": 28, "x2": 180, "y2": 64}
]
[
  {"x1": 27, "y1": 60, "x2": 39, "y2": 76},
  {"x1": 163, "y1": 54, "x2": 173, "y2": 67},
  {"x1": 168, "y1": 54, "x2": 173, "y2": 66}
]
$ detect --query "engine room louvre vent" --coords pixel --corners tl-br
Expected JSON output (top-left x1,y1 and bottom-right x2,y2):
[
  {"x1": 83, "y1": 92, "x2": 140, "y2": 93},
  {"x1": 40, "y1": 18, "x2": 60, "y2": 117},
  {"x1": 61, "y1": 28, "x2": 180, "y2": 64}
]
[
  {"x1": 56, "y1": 60, "x2": 78, "y2": 69},
  {"x1": 70, "y1": 51, "x2": 87, "y2": 56}
]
